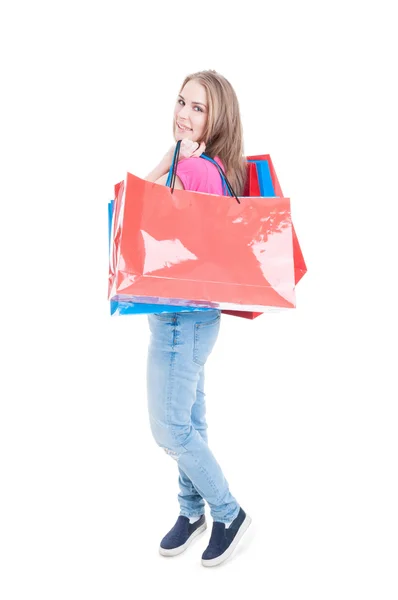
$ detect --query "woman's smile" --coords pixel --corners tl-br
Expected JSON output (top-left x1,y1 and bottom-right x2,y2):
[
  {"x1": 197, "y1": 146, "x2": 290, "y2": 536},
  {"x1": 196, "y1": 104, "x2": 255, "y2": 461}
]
[{"x1": 176, "y1": 121, "x2": 192, "y2": 132}]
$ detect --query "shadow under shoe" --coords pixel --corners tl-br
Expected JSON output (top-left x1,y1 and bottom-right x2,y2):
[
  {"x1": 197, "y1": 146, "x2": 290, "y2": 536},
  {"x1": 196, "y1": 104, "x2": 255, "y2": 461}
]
[{"x1": 159, "y1": 515, "x2": 207, "y2": 557}]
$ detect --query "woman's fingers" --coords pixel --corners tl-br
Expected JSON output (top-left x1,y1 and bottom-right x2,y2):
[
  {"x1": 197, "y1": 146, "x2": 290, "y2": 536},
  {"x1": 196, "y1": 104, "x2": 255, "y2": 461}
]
[
  {"x1": 177, "y1": 139, "x2": 206, "y2": 160},
  {"x1": 179, "y1": 139, "x2": 196, "y2": 159},
  {"x1": 191, "y1": 141, "x2": 206, "y2": 157}
]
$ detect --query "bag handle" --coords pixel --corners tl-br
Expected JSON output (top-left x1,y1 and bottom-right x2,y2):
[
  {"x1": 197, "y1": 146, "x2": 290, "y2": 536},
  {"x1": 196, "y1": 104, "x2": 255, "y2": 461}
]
[
  {"x1": 165, "y1": 142, "x2": 241, "y2": 204},
  {"x1": 200, "y1": 154, "x2": 240, "y2": 204},
  {"x1": 165, "y1": 140, "x2": 182, "y2": 190}
]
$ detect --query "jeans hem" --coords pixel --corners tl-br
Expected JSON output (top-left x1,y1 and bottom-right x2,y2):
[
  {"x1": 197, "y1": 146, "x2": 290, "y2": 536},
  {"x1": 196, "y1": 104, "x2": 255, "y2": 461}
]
[
  {"x1": 179, "y1": 511, "x2": 205, "y2": 519},
  {"x1": 211, "y1": 506, "x2": 240, "y2": 524}
]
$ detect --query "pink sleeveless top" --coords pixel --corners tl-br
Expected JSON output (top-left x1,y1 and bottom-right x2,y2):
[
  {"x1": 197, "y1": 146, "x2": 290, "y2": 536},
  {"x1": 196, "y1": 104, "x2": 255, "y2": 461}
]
[{"x1": 175, "y1": 156, "x2": 225, "y2": 196}]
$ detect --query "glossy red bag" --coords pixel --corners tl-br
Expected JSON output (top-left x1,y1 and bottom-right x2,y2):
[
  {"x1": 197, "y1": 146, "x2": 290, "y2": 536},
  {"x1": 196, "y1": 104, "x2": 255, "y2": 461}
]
[
  {"x1": 108, "y1": 165, "x2": 298, "y2": 312},
  {"x1": 222, "y1": 155, "x2": 307, "y2": 319},
  {"x1": 249, "y1": 154, "x2": 307, "y2": 284}
]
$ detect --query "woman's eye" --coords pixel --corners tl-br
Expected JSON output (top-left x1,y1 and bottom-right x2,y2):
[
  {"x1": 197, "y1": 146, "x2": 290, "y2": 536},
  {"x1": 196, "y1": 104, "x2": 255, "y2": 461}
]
[{"x1": 178, "y1": 99, "x2": 202, "y2": 112}]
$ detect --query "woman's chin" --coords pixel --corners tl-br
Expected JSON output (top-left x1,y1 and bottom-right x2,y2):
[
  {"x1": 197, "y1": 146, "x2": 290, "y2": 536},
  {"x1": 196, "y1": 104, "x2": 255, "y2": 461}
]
[{"x1": 175, "y1": 128, "x2": 194, "y2": 140}]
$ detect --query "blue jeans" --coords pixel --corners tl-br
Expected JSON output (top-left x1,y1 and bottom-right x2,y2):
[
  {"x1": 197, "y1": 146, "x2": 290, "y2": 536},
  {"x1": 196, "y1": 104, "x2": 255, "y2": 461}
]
[{"x1": 146, "y1": 310, "x2": 240, "y2": 524}]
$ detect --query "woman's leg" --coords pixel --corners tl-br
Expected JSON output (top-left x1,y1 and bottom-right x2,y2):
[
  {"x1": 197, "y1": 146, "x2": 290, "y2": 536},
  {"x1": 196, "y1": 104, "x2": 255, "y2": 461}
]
[
  {"x1": 147, "y1": 310, "x2": 240, "y2": 524},
  {"x1": 177, "y1": 366, "x2": 207, "y2": 517}
]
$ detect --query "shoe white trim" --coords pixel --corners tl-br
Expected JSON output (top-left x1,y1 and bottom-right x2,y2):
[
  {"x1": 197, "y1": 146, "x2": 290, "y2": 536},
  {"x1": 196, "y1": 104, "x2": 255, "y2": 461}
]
[
  {"x1": 201, "y1": 514, "x2": 252, "y2": 567},
  {"x1": 159, "y1": 521, "x2": 207, "y2": 557}
]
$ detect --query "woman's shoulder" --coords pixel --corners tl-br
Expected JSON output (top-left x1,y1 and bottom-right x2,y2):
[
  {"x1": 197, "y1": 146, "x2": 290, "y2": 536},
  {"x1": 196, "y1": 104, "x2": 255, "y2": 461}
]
[
  {"x1": 201, "y1": 156, "x2": 225, "y2": 194},
  {"x1": 178, "y1": 155, "x2": 224, "y2": 173},
  {"x1": 176, "y1": 156, "x2": 224, "y2": 194},
  {"x1": 178, "y1": 156, "x2": 208, "y2": 171}
]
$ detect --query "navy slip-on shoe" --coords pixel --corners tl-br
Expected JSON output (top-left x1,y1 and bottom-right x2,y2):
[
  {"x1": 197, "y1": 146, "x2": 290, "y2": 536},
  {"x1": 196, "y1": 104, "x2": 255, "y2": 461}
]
[
  {"x1": 201, "y1": 508, "x2": 252, "y2": 567},
  {"x1": 159, "y1": 514, "x2": 207, "y2": 556}
]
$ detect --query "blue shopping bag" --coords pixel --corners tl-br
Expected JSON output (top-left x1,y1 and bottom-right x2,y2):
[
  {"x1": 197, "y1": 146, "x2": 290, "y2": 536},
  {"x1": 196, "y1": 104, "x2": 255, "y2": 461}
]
[{"x1": 247, "y1": 159, "x2": 275, "y2": 197}]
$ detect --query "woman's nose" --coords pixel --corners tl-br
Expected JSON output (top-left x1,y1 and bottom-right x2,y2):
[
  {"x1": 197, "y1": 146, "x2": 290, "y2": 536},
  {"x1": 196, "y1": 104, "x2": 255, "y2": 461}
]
[{"x1": 178, "y1": 104, "x2": 190, "y2": 119}]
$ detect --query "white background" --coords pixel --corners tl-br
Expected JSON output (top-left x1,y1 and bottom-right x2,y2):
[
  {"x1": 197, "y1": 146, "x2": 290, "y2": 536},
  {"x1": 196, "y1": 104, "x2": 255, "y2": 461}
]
[{"x1": 1, "y1": 1, "x2": 397, "y2": 598}]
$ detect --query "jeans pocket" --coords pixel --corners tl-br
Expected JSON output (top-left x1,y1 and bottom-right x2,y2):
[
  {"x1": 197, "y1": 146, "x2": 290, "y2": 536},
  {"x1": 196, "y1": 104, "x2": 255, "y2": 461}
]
[{"x1": 193, "y1": 314, "x2": 221, "y2": 366}]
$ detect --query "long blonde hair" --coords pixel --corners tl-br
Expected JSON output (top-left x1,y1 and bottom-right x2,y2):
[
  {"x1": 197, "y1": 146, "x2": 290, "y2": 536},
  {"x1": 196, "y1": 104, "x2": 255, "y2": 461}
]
[{"x1": 176, "y1": 70, "x2": 247, "y2": 196}]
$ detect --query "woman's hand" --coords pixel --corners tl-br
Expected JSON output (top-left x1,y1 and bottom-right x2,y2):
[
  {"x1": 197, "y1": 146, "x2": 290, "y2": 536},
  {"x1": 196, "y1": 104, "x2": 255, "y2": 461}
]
[
  {"x1": 163, "y1": 139, "x2": 206, "y2": 164},
  {"x1": 146, "y1": 139, "x2": 207, "y2": 183},
  {"x1": 178, "y1": 139, "x2": 206, "y2": 159}
]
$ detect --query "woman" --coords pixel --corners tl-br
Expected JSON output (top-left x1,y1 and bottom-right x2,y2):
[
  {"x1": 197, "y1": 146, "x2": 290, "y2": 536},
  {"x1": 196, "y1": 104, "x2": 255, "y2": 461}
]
[{"x1": 145, "y1": 70, "x2": 251, "y2": 568}]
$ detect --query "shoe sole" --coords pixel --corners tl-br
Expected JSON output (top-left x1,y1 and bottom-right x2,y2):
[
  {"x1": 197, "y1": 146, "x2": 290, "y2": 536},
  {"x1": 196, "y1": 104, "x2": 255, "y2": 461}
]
[
  {"x1": 159, "y1": 522, "x2": 207, "y2": 557},
  {"x1": 201, "y1": 514, "x2": 252, "y2": 567}
]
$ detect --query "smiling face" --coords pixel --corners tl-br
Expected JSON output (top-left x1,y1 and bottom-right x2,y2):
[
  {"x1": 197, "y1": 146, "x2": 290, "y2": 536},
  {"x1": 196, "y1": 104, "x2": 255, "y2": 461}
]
[{"x1": 174, "y1": 79, "x2": 208, "y2": 144}]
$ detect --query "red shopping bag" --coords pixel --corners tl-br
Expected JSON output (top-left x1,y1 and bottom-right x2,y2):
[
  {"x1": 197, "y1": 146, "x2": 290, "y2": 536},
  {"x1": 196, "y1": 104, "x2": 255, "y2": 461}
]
[
  {"x1": 250, "y1": 154, "x2": 307, "y2": 284},
  {"x1": 222, "y1": 154, "x2": 307, "y2": 319},
  {"x1": 108, "y1": 171, "x2": 297, "y2": 312}
]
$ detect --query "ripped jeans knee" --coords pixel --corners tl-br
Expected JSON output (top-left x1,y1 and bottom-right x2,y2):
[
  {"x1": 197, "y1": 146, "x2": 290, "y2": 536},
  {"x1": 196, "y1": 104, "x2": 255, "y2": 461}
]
[
  {"x1": 162, "y1": 446, "x2": 180, "y2": 461},
  {"x1": 150, "y1": 419, "x2": 189, "y2": 462}
]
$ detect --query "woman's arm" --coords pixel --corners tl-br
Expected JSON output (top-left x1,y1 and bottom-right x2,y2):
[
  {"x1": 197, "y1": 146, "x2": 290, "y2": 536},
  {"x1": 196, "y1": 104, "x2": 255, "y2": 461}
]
[
  {"x1": 145, "y1": 156, "x2": 172, "y2": 182},
  {"x1": 145, "y1": 140, "x2": 205, "y2": 186},
  {"x1": 144, "y1": 150, "x2": 183, "y2": 188},
  {"x1": 154, "y1": 173, "x2": 184, "y2": 189}
]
